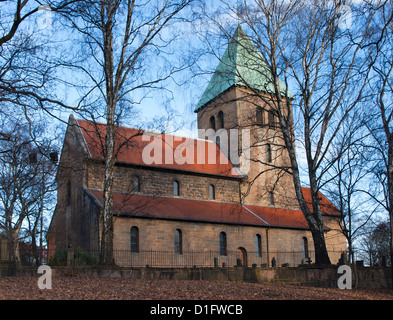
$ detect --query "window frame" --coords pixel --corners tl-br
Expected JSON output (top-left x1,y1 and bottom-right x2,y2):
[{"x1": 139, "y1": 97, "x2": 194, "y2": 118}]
[
  {"x1": 256, "y1": 107, "x2": 264, "y2": 126},
  {"x1": 217, "y1": 111, "x2": 224, "y2": 129},
  {"x1": 209, "y1": 184, "x2": 215, "y2": 200},
  {"x1": 133, "y1": 176, "x2": 140, "y2": 193},
  {"x1": 173, "y1": 180, "x2": 180, "y2": 196},
  {"x1": 209, "y1": 115, "x2": 216, "y2": 131},
  {"x1": 174, "y1": 229, "x2": 183, "y2": 255},
  {"x1": 130, "y1": 226, "x2": 139, "y2": 253},
  {"x1": 269, "y1": 191, "x2": 274, "y2": 205},
  {"x1": 255, "y1": 234, "x2": 262, "y2": 257},
  {"x1": 219, "y1": 232, "x2": 227, "y2": 256},
  {"x1": 266, "y1": 144, "x2": 272, "y2": 163}
]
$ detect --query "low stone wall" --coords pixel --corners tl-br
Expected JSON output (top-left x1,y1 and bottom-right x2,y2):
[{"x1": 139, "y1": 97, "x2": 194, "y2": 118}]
[
  {"x1": 49, "y1": 265, "x2": 392, "y2": 289},
  {"x1": 1, "y1": 264, "x2": 390, "y2": 288}
]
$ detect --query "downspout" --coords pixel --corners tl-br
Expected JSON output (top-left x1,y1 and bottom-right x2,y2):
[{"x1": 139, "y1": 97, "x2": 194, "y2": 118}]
[
  {"x1": 266, "y1": 227, "x2": 270, "y2": 267},
  {"x1": 242, "y1": 205, "x2": 270, "y2": 267}
]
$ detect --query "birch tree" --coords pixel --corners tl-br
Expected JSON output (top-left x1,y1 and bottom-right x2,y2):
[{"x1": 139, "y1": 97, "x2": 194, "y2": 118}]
[
  {"x1": 0, "y1": 121, "x2": 57, "y2": 270},
  {"x1": 57, "y1": 0, "x2": 193, "y2": 264},
  {"x1": 363, "y1": 0, "x2": 393, "y2": 282},
  {"x1": 201, "y1": 0, "x2": 378, "y2": 264}
]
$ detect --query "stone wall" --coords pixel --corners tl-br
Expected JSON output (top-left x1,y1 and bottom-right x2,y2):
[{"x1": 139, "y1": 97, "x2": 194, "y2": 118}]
[
  {"x1": 86, "y1": 161, "x2": 241, "y2": 203},
  {"x1": 47, "y1": 265, "x2": 392, "y2": 289},
  {"x1": 112, "y1": 216, "x2": 345, "y2": 267}
]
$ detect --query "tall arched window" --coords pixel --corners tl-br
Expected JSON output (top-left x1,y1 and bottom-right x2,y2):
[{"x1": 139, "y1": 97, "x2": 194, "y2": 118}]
[
  {"x1": 266, "y1": 144, "x2": 272, "y2": 163},
  {"x1": 219, "y1": 232, "x2": 227, "y2": 256},
  {"x1": 255, "y1": 234, "x2": 262, "y2": 257},
  {"x1": 66, "y1": 180, "x2": 72, "y2": 246},
  {"x1": 175, "y1": 229, "x2": 182, "y2": 254},
  {"x1": 217, "y1": 111, "x2": 224, "y2": 129},
  {"x1": 209, "y1": 115, "x2": 216, "y2": 131},
  {"x1": 256, "y1": 107, "x2": 264, "y2": 126},
  {"x1": 66, "y1": 180, "x2": 71, "y2": 206},
  {"x1": 302, "y1": 237, "x2": 309, "y2": 258},
  {"x1": 268, "y1": 111, "x2": 275, "y2": 128},
  {"x1": 209, "y1": 184, "x2": 215, "y2": 200},
  {"x1": 173, "y1": 180, "x2": 180, "y2": 196},
  {"x1": 269, "y1": 191, "x2": 274, "y2": 205},
  {"x1": 133, "y1": 176, "x2": 140, "y2": 192},
  {"x1": 130, "y1": 226, "x2": 139, "y2": 253}
]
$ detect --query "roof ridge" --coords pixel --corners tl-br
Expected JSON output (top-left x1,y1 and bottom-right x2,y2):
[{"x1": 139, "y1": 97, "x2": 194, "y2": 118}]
[{"x1": 76, "y1": 117, "x2": 221, "y2": 145}]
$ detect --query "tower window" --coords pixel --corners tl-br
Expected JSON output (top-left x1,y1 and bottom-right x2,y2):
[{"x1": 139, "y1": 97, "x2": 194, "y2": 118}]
[
  {"x1": 209, "y1": 184, "x2": 215, "y2": 200},
  {"x1": 256, "y1": 107, "x2": 264, "y2": 126},
  {"x1": 209, "y1": 115, "x2": 216, "y2": 131},
  {"x1": 217, "y1": 111, "x2": 224, "y2": 129},
  {"x1": 266, "y1": 144, "x2": 272, "y2": 163},
  {"x1": 133, "y1": 176, "x2": 140, "y2": 192},
  {"x1": 269, "y1": 191, "x2": 274, "y2": 205},
  {"x1": 173, "y1": 180, "x2": 180, "y2": 196},
  {"x1": 268, "y1": 111, "x2": 275, "y2": 128}
]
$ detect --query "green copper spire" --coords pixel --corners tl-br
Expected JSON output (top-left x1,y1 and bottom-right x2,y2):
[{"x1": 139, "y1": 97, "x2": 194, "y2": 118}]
[{"x1": 195, "y1": 26, "x2": 292, "y2": 112}]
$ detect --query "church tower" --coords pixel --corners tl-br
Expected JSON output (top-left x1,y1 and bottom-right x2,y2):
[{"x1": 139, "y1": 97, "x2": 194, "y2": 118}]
[{"x1": 195, "y1": 26, "x2": 298, "y2": 209}]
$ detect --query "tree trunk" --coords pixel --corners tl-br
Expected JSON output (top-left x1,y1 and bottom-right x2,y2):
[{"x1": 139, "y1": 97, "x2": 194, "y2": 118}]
[
  {"x1": 7, "y1": 230, "x2": 20, "y2": 274},
  {"x1": 280, "y1": 116, "x2": 331, "y2": 265},
  {"x1": 387, "y1": 138, "x2": 393, "y2": 286},
  {"x1": 100, "y1": 119, "x2": 116, "y2": 265},
  {"x1": 100, "y1": 3, "x2": 116, "y2": 265}
]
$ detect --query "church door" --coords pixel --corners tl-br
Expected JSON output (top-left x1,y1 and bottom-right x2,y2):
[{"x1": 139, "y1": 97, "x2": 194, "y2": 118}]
[{"x1": 236, "y1": 247, "x2": 247, "y2": 266}]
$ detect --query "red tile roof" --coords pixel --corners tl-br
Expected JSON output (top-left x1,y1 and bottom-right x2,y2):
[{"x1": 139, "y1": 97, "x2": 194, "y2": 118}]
[
  {"x1": 301, "y1": 187, "x2": 341, "y2": 216},
  {"x1": 77, "y1": 119, "x2": 242, "y2": 178},
  {"x1": 88, "y1": 190, "x2": 328, "y2": 230}
]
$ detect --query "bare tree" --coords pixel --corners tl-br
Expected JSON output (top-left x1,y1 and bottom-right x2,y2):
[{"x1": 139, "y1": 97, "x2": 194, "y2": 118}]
[
  {"x1": 358, "y1": 221, "x2": 391, "y2": 266},
  {"x1": 323, "y1": 112, "x2": 377, "y2": 267},
  {"x1": 362, "y1": 0, "x2": 393, "y2": 282},
  {"x1": 0, "y1": 120, "x2": 57, "y2": 271},
  {"x1": 56, "y1": 0, "x2": 194, "y2": 265},
  {"x1": 198, "y1": 0, "x2": 379, "y2": 264}
]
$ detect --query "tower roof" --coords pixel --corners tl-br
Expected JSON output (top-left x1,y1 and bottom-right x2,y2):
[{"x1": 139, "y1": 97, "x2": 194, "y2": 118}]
[{"x1": 195, "y1": 25, "x2": 292, "y2": 113}]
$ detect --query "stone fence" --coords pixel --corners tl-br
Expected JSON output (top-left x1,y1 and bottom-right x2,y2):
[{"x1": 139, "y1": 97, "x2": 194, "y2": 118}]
[
  {"x1": 53, "y1": 265, "x2": 393, "y2": 288},
  {"x1": 1, "y1": 264, "x2": 391, "y2": 289}
]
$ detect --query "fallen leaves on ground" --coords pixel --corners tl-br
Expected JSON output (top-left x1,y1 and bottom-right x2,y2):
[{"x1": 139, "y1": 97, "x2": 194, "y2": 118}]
[{"x1": 0, "y1": 276, "x2": 392, "y2": 300}]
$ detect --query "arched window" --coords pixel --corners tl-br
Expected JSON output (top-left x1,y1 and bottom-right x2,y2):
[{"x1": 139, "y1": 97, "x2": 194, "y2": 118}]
[
  {"x1": 66, "y1": 180, "x2": 72, "y2": 246},
  {"x1": 173, "y1": 180, "x2": 180, "y2": 196},
  {"x1": 266, "y1": 144, "x2": 272, "y2": 163},
  {"x1": 256, "y1": 107, "x2": 264, "y2": 126},
  {"x1": 217, "y1": 111, "x2": 224, "y2": 129},
  {"x1": 255, "y1": 234, "x2": 262, "y2": 257},
  {"x1": 268, "y1": 111, "x2": 275, "y2": 128},
  {"x1": 209, "y1": 184, "x2": 215, "y2": 200},
  {"x1": 66, "y1": 180, "x2": 71, "y2": 206},
  {"x1": 269, "y1": 191, "x2": 274, "y2": 205},
  {"x1": 219, "y1": 232, "x2": 227, "y2": 256},
  {"x1": 130, "y1": 226, "x2": 139, "y2": 253},
  {"x1": 175, "y1": 229, "x2": 182, "y2": 254},
  {"x1": 133, "y1": 176, "x2": 140, "y2": 193},
  {"x1": 302, "y1": 237, "x2": 309, "y2": 258},
  {"x1": 209, "y1": 115, "x2": 216, "y2": 131}
]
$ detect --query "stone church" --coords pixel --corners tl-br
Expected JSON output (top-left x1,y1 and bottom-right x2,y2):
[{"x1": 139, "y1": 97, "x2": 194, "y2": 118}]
[{"x1": 47, "y1": 26, "x2": 346, "y2": 267}]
